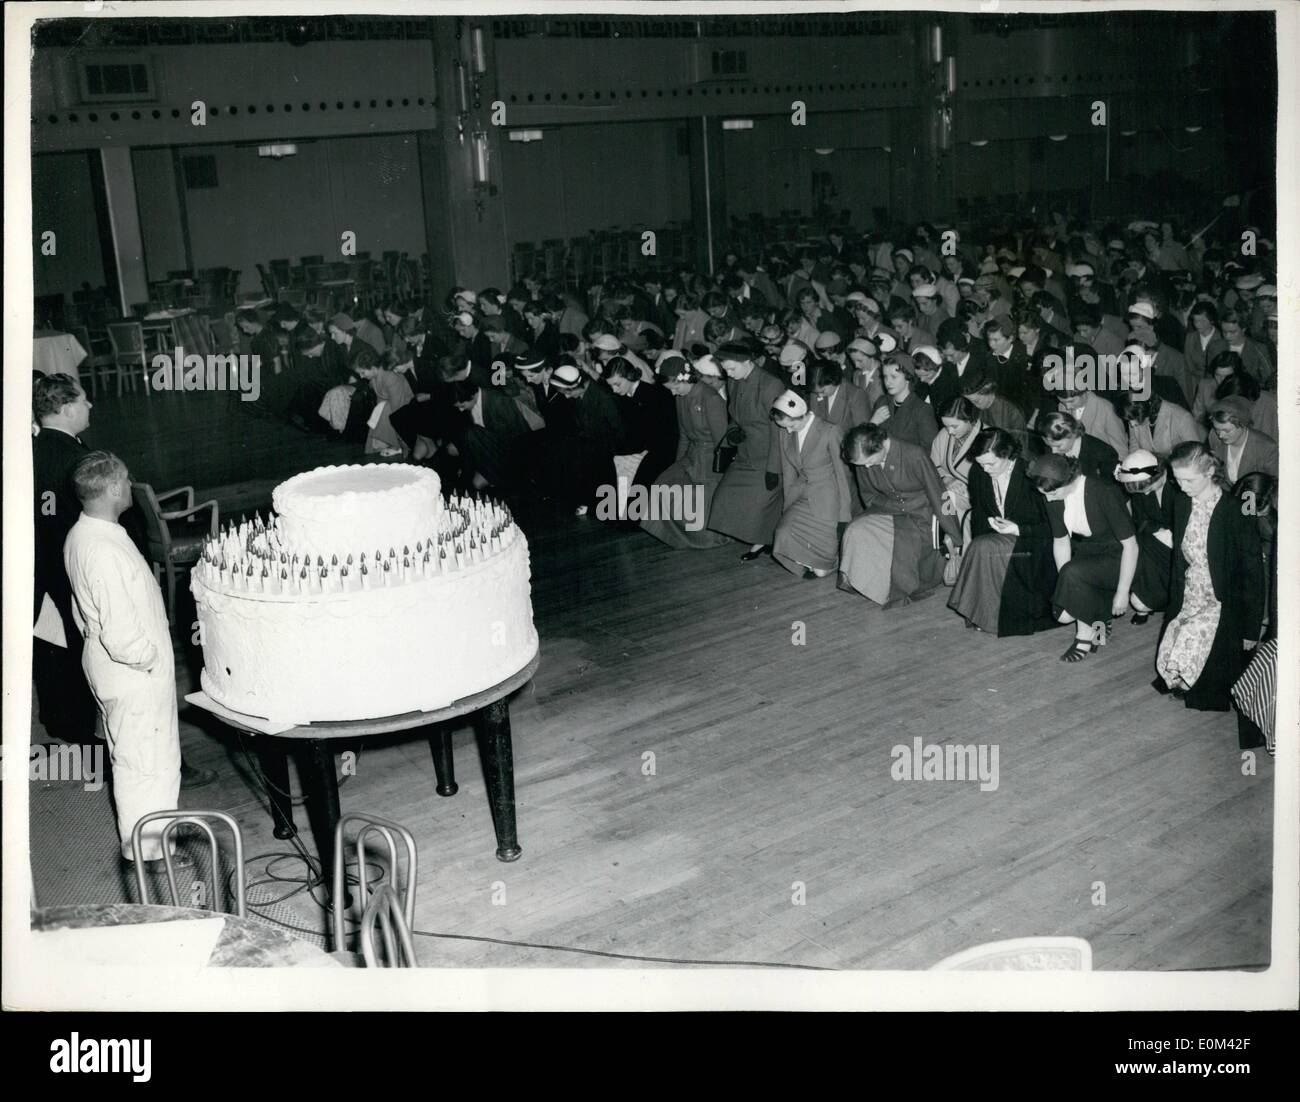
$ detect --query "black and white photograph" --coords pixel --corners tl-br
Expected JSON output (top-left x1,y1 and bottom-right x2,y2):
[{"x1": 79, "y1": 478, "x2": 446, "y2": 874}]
[{"x1": 3, "y1": 0, "x2": 1297, "y2": 1022}]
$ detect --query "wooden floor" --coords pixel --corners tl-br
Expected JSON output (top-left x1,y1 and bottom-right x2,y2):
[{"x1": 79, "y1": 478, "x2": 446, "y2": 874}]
[{"x1": 52, "y1": 388, "x2": 1276, "y2": 970}]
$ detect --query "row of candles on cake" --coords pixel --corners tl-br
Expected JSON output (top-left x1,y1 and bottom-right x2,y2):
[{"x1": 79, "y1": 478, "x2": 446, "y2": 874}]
[{"x1": 199, "y1": 497, "x2": 515, "y2": 595}]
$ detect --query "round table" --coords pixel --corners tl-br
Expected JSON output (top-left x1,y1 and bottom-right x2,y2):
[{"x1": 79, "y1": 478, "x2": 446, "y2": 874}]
[
  {"x1": 203, "y1": 654, "x2": 539, "y2": 899},
  {"x1": 32, "y1": 904, "x2": 342, "y2": 968}
]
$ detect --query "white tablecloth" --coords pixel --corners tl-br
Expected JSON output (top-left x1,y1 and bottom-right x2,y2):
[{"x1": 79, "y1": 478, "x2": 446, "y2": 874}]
[{"x1": 33, "y1": 332, "x2": 87, "y2": 377}]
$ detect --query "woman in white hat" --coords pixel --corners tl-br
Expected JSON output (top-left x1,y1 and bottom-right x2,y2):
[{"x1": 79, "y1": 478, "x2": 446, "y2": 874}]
[
  {"x1": 639, "y1": 354, "x2": 732, "y2": 550},
  {"x1": 769, "y1": 388, "x2": 854, "y2": 578},
  {"x1": 1115, "y1": 449, "x2": 1180, "y2": 624}
]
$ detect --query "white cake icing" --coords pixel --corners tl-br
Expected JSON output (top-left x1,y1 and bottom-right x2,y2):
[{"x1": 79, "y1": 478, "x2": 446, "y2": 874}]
[{"x1": 192, "y1": 464, "x2": 539, "y2": 723}]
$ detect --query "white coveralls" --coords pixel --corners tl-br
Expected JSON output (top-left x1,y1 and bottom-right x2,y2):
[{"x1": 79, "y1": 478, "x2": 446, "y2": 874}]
[{"x1": 64, "y1": 514, "x2": 181, "y2": 861}]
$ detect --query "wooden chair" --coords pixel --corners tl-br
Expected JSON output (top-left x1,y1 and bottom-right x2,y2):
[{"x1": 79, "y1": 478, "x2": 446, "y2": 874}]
[
  {"x1": 131, "y1": 810, "x2": 246, "y2": 916},
  {"x1": 130, "y1": 481, "x2": 219, "y2": 623},
  {"x1": 106, "y1": 321, "x2": 150, "y2": 396},
  {"x1": 68, "y1": 324, "x2": 114, "y2": 400}
]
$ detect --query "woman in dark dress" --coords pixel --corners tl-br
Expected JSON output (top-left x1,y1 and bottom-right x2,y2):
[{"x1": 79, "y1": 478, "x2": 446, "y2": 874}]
[
  {"x1": 1154, "y1": 442, "x2": 1265, "y2": 712},
  {"x1": 872, "y1": 353, "x2": 939, "y2": 451},
  {"x1": 1027, "y1": 452, "x2": 1139, "y2": 662},
  {"x1": 1114, "y1": 448, "x2": 1182, "y2": 624},
  {"x1": 948, "y1": 428, "x2": 1057, "y2": 636},
  {"x1": 640, "y1": 355, "x2": 732, "y2": 549}
]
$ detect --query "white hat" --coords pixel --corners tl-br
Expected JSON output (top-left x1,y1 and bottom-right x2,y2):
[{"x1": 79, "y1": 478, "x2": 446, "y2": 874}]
[
  {"x1": 912, "y1": 344, "x2": 942, "y2": 368},
  {"x1": 1115, "y1": 449, "x2": 1162, "y2": 484},
  {"x1": 814, "y1": 330, "x2": 842, "y2": 350},
  {"x1": 978, "y1": 256, "x2": 1000, "y2": 275},
  {"x1": 779, "y1": 342, "x2": 809, "y2": 366},
  {"x1": 1127, "y1": 301, "x2": 1156, "y2": 321},
  {"x1": 1235, "y1": 272, "x2": 1264, "y2": 290},
  {"x1": 895, "y1": 247, "x2": 914, "y2": 263},
  {"x1": 912, "y1": 283, "x2": 938, "y2": 299},
  {"x1": 1257, "y1": 283, "x2": 1277, "y2": 297},
  {"x1": 693, "y1": 354, "x2": 722, "y2": 378},
  {"x1": 1066, "y1": 263, "x2": 1095, "y2": 278},
  {"x1": 454, "y1": 289, "x2": 479, "y2": 305},
  {"x1": 845, "y1": 291, "x2": 872, "y2": 306},
  {"x1": 847, "y1": 338, "x2": 879, "y2": 357},
  {"x1": 956, "y1": 276, "x2": 976, "y2": 287},
  {"x1": 1007, "y1": 266, "x2": 1026, "y2": 280},
  {"x1": 551, "y1": 364, "x2": 583, "y2": 389},
  {"x1": 772, "y1": 390, "x2": 809, "y2": 418},
  {"x1": 591, "y1": 333, "x2": 622, "y2": 352},
  {"x1": 876, "y1": 331, "x2": 899, "y2": 354}
]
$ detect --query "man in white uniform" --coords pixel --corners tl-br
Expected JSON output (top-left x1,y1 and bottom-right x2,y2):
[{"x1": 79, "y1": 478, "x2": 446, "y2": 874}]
[{"x1": 64, "y1": 451, "x2": 182, "y2": 862}]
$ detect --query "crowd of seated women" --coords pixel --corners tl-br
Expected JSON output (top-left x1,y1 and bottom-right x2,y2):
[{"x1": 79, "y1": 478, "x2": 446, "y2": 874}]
[{"x1": 240, "y1": 206, "x2": 1279, "y2": 750}]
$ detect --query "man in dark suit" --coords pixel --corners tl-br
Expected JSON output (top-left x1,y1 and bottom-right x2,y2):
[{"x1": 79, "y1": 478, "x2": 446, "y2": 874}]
[
  {"x1": 931, "y1": 319, "x2": 993, "y2": 416},
  {"x1": 33, "y1": 374, "x2": 98, "y2": 744},
  {"x1": 446, "y1": 379, "x2": 534, "y2": 492},
  {"x1": 604, "y1": 356, "x2": 679, "y2": 488}
]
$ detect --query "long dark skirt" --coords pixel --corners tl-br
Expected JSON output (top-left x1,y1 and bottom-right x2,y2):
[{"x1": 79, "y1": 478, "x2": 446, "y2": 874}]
[
  {"x1": 1053, "y1": 536, "x2": 1121, "y2": 627},
  {"x1": 948, "y1": 533, "x2": 1056, "y2": 636},
  {"x1": 1131, "y1": 530, "x2": 1174, "y2": 612}
]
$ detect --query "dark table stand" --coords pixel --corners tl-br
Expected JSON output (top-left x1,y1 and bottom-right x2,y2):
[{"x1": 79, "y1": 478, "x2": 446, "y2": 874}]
[{"x1": 203, "y1": 654, "x2": 538, "y2": 900}]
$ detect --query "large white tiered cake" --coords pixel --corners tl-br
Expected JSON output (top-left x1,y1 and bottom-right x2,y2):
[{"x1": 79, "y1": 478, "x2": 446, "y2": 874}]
[{"x1": 191, "y1": 464, "x2": 539, "y2": 723}]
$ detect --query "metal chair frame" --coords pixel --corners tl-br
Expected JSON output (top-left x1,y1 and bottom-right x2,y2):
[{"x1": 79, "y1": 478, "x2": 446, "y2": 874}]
[
  {"x1": 131, "y1": 810, "x2": 246, "y2": 917},
  {"x1": 359, "y1": 884, "x2": 417, "y2": 967},
  {"x1": 330, "y1": 812, "x2": 418, "y2": 953}
]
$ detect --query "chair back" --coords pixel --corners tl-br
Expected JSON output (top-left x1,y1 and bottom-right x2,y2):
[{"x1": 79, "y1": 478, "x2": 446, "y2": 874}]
[
  {"x1": 930, "y1": 937, "x2": 1093, "y2": 971},
  {"x1": 359, "y1": 885, "x2": 417, "y2": 967},
  {"x1": 107, "y1": 321, "x2": 145, "y2": 359},
  {"x1": 131, "y1": 810, "x2": 247, "y2": 917},
  {"x1": 130, "y1": 482, "x2": 173, "y2": 563},
  {"x1": 330, "y1": 812, "x2": 418, "y2": 953}
]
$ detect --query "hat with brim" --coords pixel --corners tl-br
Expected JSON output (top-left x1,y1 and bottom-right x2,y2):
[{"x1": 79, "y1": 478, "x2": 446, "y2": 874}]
[
  {"x1": 591, "y1": 333, "x2": 622, "y2": 352},
  {"x1": 912, "y1": 345, "x2": 942, "y2": 368},
  {"x1": 814, "y1": 331, "x2": 842, "y2": 351},
  {"x1": 512, "y1": 351, "x2": 547, "y2": 372},
  {"x1": 329, "y1": 312, "x2": 355, "y2": 332},
  {"x1": 1127, "y1": 302, "x2": 1156, "y2": 321}
]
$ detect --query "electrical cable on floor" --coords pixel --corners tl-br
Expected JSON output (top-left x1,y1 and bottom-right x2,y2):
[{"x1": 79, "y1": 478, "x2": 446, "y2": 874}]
[{"x1": 228, "y1": 738, "x2": 836, "y2": 969}]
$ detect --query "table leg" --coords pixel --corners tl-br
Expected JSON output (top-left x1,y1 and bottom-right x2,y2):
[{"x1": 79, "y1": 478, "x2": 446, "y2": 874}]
[
  {"x1": 474, "y1": 699, "x2": 522, "y2": 862},
  {"x1": 259, "y1": 738, "x2": 297, "y2": 840},
  {"x1": 297, "y1": 740, "x2": 345, "y2": 902},
  {"x1": 428, "y1": 724, "x2": 459, "y2": 796}
]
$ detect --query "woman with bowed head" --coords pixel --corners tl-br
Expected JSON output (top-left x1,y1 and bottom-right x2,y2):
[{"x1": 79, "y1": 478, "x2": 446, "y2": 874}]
[
  {"x1": 1037, "y1": 410, "x2": 1119, "y2": 483},
  {"x1": 1114, "y1": 449, "x2": 1182, "y2": 625},
  {"x1": 872, "y1": 352, "x2": 939, "y2": 450},
  {"x1": 707, "y1": 343, "x2": 785, "y2": 561},
  {"x1": 769, "y1": 389, "x2": 854, "y2": 578},
  {"x1": 838, "y1": 423, "x2": 962, "y2": 608},
  {"x1": 639, "y1": 353, "x2": 731, "y2": 550},
  {"x1": 1027, "y1": 451, "x2": 1138, "y2": 662},
  {"x1": 948, "y1": 428, "x2": 1057, "y2": 635},
  {"x1": 1115, "y1": 390, "x2": 1203, "y2": 461},
  {"x1": 930, "y1": 396, "x2": 982, "y2": 544},
  {"x1": 1154, "y1": 442, "x2": 1265, "y2": 714}
]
